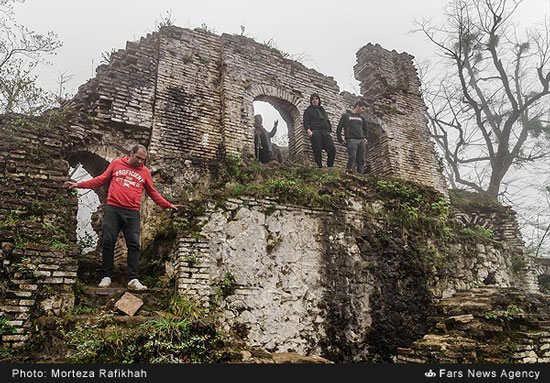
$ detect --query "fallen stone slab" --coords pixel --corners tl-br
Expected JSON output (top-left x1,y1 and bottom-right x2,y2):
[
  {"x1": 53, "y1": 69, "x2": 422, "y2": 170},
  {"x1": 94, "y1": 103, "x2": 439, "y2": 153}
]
[{"x1": 114, "y1": 292, "x2": 143, "y2": 316}]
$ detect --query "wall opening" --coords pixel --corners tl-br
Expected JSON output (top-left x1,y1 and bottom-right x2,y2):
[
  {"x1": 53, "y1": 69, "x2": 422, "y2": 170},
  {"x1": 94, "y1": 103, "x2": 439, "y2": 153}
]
[
  {"x1": 253, "y1": 95, "x2": 301, "y2": 163},
  {"x1": 69, "y1": 165, "x2": 100, "y2": 254},
  {"x1": 67, "y1": 151, "x2": 109, "y2": 256}
]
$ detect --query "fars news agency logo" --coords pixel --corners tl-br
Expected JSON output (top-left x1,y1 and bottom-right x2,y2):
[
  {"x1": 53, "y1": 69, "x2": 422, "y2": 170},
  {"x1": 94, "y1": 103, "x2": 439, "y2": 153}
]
[{"x1": 425, "y1": 369, "x2": 437, "y2": 378}]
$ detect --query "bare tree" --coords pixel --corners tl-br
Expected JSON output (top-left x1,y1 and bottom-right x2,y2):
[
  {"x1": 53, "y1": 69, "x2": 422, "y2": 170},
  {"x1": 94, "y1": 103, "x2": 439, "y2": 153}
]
[
  {"x1": 416, "y1": 0, "x2": 550, "y2": 199},
  {"x1": 0, "y1": 0, "x2": 61, "y2": 114}
]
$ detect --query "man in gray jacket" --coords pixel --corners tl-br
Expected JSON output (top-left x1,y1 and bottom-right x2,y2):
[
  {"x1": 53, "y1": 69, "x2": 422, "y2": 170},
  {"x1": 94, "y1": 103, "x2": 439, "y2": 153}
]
[{"x1": 336, "y1": 100, "x2": 368, "y2": 174}]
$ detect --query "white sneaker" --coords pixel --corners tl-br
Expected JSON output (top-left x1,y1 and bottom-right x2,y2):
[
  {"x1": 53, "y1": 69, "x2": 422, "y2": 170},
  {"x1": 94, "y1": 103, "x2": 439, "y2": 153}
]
[
  {"x1": 98, "y1": 277, "x2": 111, "y2": 288},
  {"x1": 128, "y1": 279, "x2": 148, "y2": 291}
]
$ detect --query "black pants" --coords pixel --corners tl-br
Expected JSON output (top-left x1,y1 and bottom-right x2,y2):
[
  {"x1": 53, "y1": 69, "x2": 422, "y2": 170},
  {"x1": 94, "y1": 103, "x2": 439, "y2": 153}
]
[
  {"x1": 101, "y1": 205, "x2": 141, "y2": 280},
  {"x1": 310, "y1": 130, "x2": 336, "y2": 167}
]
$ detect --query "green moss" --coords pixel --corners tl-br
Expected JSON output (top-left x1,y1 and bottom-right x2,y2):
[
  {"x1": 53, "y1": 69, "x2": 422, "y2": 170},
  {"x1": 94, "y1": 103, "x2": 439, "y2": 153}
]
[
  {"x1": 0, "y1": 317, "x2": 15, "y2": 336},
  {"x1": 449, "y1": 189, "x2": 501, "y2": 210},
  {"x1": 511, "y1": 256, "x2": 527, "y2": 274}
]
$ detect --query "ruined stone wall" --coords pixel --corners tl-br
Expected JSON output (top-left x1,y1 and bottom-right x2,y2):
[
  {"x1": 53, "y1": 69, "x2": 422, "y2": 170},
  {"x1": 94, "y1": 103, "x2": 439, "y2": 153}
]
[
  {"x1": 148, "y1": 27, "x2": 224, "y2": 166},
  {"x1": 71, "y1": 26, "x2": 354, "y2": 172},
  {"x1": 0, "y1": 115, "x2": 78, "y2": 348},
  {"x1": 173, "y1": 197, "x2": 529, "y2": 360},
  {"x1": 453, "y1": 202, "x2": 538, "y2": 292},
  {"x1": 69, "y1": 32, "x2": 159, "y2": 157},
  {"x1": 69, "y1": 28, "x2": 449, "y2": 195},
  {"x1": 219, "y1": 34, "x2": 348, "y2": 166},
  {"x1": 354, "y1": 43, "x2": 447, "y2": 195}
]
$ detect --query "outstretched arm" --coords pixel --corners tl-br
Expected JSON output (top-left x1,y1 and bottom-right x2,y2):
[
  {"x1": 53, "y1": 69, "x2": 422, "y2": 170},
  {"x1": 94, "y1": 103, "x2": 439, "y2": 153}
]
[
  {"x1": 269, "y1": 120, "x2": 278, "y2": 137},
  {"x1": 64, "y1": 161, "x2": 115, "y2": 190}
]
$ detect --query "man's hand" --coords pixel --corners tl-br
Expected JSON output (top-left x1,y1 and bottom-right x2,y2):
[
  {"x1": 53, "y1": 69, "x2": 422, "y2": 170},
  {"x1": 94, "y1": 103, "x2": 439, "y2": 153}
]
[
  {"x1": 171, "y1": 204, "x2": 184, "y2": 211},
  {"x1": 64, "y1": 181, "x2": 78, "y2": 189},
  {"x1": 307, "y1": 128, "x2": 313, "y2": 138}
]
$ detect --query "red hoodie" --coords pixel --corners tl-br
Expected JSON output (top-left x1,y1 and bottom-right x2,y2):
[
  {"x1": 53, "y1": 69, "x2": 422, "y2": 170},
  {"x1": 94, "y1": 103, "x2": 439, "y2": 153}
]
[{"x1": 76, "y1": 157, "x2": 174, "y2": 211}]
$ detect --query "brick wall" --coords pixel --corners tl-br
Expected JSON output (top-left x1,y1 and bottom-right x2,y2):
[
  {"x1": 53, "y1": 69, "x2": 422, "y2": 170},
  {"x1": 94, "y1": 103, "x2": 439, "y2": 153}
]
[
  {"x1": 0, "y1": 114, "x2": 78, "y2": 348},
  {"x1": 354, "y1": 43, "x2": 448, "y2": 195}
]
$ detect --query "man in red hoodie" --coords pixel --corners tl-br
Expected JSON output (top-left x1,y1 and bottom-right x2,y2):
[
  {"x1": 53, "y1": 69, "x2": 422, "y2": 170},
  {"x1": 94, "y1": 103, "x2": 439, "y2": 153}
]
[{"x1": 64, "y1": 144, "x2": 180, "y2": 291}]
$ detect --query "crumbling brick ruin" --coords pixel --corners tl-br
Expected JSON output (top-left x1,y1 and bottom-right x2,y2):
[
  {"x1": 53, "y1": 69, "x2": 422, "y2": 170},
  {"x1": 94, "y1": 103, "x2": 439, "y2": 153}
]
[{"x1": 1, "y1": 25, "x2": 548, "y2": 361}]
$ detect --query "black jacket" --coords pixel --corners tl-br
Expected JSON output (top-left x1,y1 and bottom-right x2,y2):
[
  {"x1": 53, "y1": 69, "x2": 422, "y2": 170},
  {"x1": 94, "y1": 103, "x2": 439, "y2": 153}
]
[
  {"x1": 303, "y1": 94, "x2": 332, "y2": 132},
  {"x1": 336, "y1": 110, "x2": 368, "y2": 143}
]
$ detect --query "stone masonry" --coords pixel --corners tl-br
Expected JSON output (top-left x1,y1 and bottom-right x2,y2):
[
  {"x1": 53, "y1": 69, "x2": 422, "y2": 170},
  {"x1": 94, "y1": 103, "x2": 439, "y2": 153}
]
[
  {"x1": 69, "y1": 26, "x2": 444, "y2": 190},
  {"x1": 354, "y1": 43, "x2": 448, "y2": 195},
  {"x1": 0, "y1": 114, "x2": 78, "y2": 348},
  {"x1": 174, "y1": 197, "x2": 533, "y2": 359}
]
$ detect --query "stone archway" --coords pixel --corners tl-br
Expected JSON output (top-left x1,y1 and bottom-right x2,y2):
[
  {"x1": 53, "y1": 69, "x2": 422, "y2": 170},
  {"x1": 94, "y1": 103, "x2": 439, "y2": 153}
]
[{"x1": 246, "y1": 84, "x2": 307, "y2": 164}]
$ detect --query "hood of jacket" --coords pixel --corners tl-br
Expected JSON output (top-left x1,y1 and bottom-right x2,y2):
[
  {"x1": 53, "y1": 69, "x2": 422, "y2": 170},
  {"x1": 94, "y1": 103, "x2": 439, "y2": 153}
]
[{"x1": 310, "y1": 93, "x2": 322, "y2": 106}]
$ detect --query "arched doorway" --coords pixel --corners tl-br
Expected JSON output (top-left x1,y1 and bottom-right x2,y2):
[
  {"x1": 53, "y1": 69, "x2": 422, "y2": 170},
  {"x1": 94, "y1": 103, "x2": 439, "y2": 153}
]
[{"x1": 252, "y1": 95, "x2": 303, "y2": 164}]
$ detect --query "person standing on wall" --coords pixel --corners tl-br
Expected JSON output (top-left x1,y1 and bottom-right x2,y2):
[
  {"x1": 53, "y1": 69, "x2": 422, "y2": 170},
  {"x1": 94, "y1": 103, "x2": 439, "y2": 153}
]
[
  {"x1": 253, "y1": 114, "x2": 278, "y2": 164},
  {"x1": 336, "y1": 100, "x2": 369, "y2": 174},
  {"x1": 64, "y1": 144, "x2": 181, "y2": 291},
  {"x1": 303, "y1": 93, "x2": 336, "y2": 168}
]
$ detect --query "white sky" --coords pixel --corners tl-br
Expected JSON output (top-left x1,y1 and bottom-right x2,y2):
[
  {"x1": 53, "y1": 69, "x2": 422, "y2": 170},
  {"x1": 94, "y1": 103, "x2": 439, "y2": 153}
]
[{"x1": 14, "y1": 0, "x2": 548, "y2": 96}]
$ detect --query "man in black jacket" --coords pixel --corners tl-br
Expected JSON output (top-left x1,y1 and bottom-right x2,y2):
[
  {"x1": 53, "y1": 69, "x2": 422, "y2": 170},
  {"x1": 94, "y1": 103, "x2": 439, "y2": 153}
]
[
  {"x1": 303, "y1": 93, "x2": 336, "y2": 168},
  {"x1": 336, "y1": 100, "x2": 368, "y2": 174},
  {"x1": 254, "y1": 114, "x2": 278, "y2": 164}
]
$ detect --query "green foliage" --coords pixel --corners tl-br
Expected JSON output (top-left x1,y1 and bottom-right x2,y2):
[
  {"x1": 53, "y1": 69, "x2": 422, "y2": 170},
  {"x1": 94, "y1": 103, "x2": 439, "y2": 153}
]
[
  {"x1": 209, "y1": 272, "x2": 237, "y2": 308},
  {"x1": 65, "y1": 304, "x2": 97, "y2": 316},
  {"x1": 51, "y1": 240, "x2": 70, "y2": 251},
  {"x1": 458, "y1": 225, "x2": 494, "y2": 243},
  {"x1": 511, "y1": 256, "x2": 527, "y2": 274},
  {"x1": 0, "y1": 317, "x2": 15, "y2": 336},
  {"x1": 218, "y1": 272, "x2": 236, "y2": 298},
  {"x1": 153, "y1": 205, "x2": 206, "y2": 241},
  {"x1": 14, "y1": 257, "x2": 37, "y2": 278},
  {"x1": 374, "y1": 179, "x2": 451, "y2": 237},
  {"x1": 0, "y1": 214, "x2": 17, "y2": 230},
  {"x1": 449, "y1": 189, "x2": 501, "y2": 210},
  {"x1": 62, "y1": 324, "x2": 105, "y2": 363},
  {"x1": 183, "y1": 252, "x2": 200, "y2": 267},
  {"x1": 0, "y1": 347, "x2": 12, "y2": 359},
  {"x1": 484, "y1": 304, "x2": 525, "y2": 322},
  {"x1": 220, "y1": 155, "x2": 347, "y2": 209},
  {"x1": 61, "y1": 296, "x2": 226, "y2": 363},
  {"x1": 0, "y1": 0, "x2": 62, "y2": 115}
]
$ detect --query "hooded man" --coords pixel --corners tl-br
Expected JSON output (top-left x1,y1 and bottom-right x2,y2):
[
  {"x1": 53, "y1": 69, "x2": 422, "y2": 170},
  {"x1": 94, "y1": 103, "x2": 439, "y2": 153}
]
[
  {"x1": 336, "y1": 100, "x2": 368, "y2": 174},
  {"x1": 63, "y1": 144, "x2": 181, "y2": 291},
  {"x1": 303, "y1": 93, "x2": 336, "y2": 168}
]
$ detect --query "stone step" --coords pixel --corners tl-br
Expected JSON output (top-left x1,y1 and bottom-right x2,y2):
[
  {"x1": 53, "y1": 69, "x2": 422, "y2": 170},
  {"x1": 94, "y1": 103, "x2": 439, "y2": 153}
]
[{"x1": 76, "y1": 285, "x2": 174, "y2": 315}]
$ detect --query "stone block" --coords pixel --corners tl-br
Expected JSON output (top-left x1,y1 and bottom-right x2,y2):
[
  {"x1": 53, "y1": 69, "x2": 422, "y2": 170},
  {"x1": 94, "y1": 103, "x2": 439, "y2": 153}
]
[
  {"x1": 2, "y1": 334, "x2": 28, "y2": 342},
  {"x1": 114, "y1": 292, "x2": 143, "y2": 316}
]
